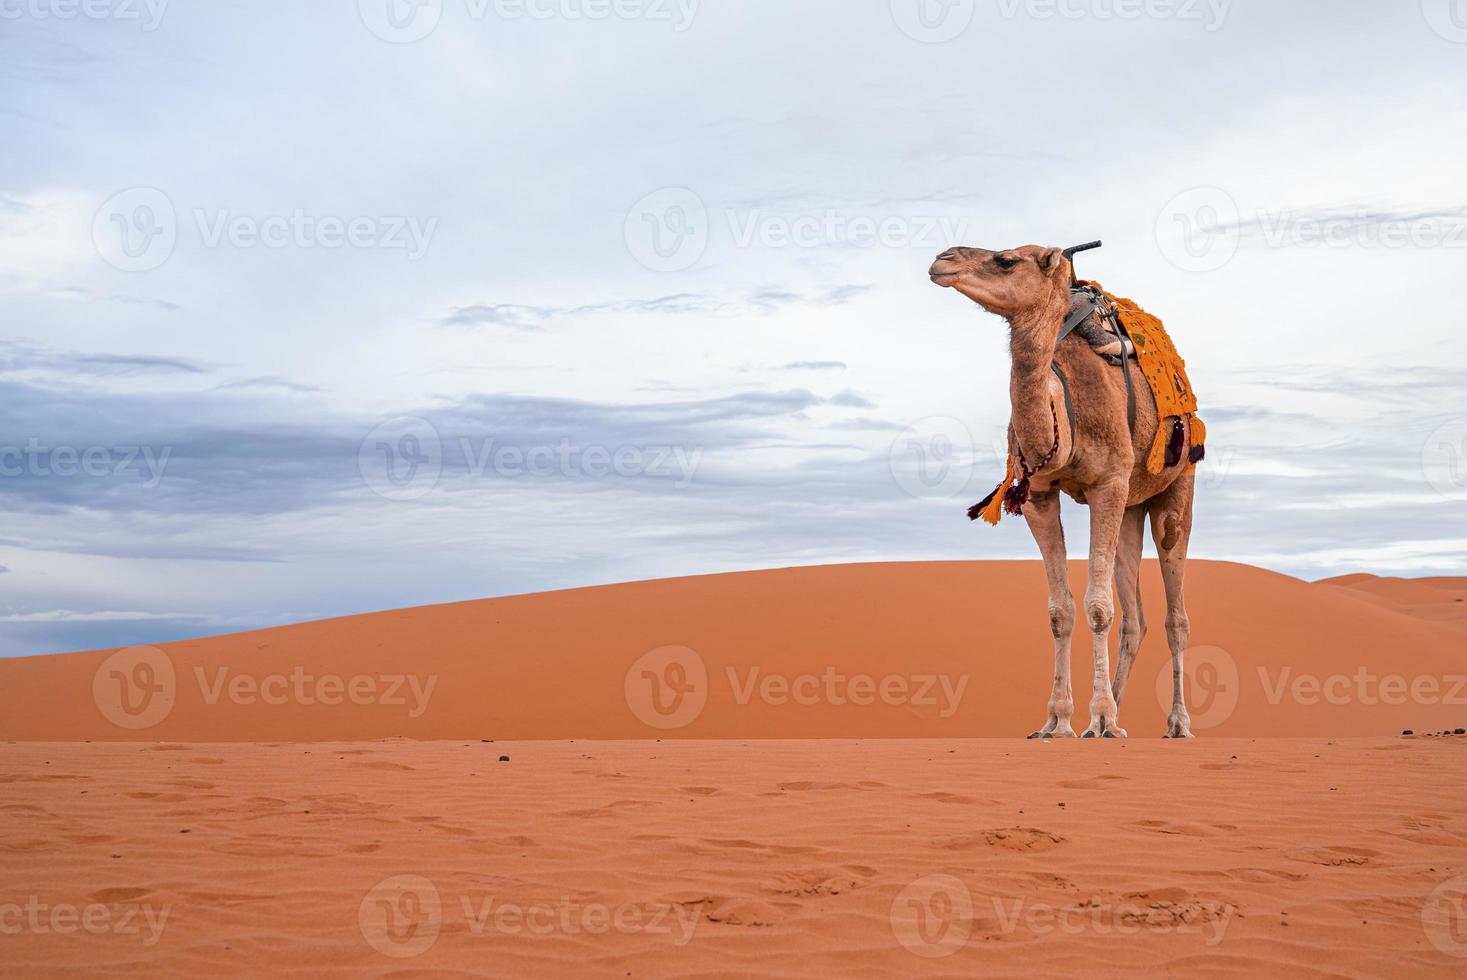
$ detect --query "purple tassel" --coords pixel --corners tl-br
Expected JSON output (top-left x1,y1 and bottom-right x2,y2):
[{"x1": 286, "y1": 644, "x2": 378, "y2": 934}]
[
  {"x1": 1165, "y1": 418, "x2": 1185, "y2": 467},
  {"x1": 1002, "y1": 476, "x2": 1031, "y2": 515}
]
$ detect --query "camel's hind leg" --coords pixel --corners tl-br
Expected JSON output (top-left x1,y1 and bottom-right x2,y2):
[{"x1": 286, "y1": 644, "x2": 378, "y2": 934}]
[
  {"x1": 1148, "y1": 473, "x2": 1196, "y2": 738},
  {"x1": 1021, "y1": 490, "x2": 1077, "y2": 739},
  {"x1": 1110, "y1": 505, "x2": 1147, "y2": 709}
]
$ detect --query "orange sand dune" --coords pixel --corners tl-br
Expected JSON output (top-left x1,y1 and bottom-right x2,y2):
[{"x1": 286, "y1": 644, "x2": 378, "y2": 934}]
[
  {"x1": 2, "y1": 561, "x2": 1465, "y2": 741},
  {"x1": 2, "y1": 738, "x2": 1466, "y2": 977},
  {"x1": 1319, "y1": 573, "x2": 1467, "y2": 631}
]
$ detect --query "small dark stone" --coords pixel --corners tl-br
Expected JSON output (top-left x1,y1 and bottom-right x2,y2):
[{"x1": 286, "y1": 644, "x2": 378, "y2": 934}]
[
  {"x1": 179, "y1": 828, "x2": 191, "y2": 834},
  {"x1": 1402, "y1": 730, "x2": 1414, "y2": 736},
  {"x1": 499, "y1": 755, "x2": 510, "y2": 762},
  {"x1": 1456, "y1": 729, "x2": 1466, "y2": 735},
  {"x1": 481, "y1": 739, "x2": 493, "y2": 743}
]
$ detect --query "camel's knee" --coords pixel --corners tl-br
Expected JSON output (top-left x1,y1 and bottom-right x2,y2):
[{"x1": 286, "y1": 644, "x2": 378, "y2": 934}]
[
  {"x1": 1119, "y1": 617, "x2": 1145, "y2": 653},
  {"x1": 1048, "y1": 595, "x2": 1076, "y2": 639},
  {"x1": 1164, "y1": 609, "x2": 1190, "y2": 647},
  {"x1": 1084, "y1": 591, "x2": 1114, "y2": 634}
]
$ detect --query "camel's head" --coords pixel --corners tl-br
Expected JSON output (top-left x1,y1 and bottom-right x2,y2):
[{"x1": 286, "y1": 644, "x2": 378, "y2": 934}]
[{"x1": 928, "y1": 244, "x2": 1069, "y2": 319}]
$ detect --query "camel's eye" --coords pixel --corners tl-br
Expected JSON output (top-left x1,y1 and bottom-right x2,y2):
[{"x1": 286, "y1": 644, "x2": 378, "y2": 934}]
[{"x1": 994, "y1": 253, "x2": 1020, "y2": 270}]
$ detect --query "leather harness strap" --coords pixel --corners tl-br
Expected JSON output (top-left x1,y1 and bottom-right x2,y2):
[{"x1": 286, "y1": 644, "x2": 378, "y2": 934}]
[
  {"x1": 1056, "y1": 287, "x2": 1137, "y2": 433},
  {"x1": 1050, "y1": 362, "x2": 1074, "y2": 434}
]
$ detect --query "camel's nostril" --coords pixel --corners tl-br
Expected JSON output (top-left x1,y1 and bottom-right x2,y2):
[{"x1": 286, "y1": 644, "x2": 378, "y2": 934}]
[{"x1": 936, "y1": 248, "x2": 959, "y2": 262}]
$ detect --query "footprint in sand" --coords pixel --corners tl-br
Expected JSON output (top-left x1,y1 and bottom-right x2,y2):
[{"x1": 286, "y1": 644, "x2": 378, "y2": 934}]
[
  {"x1": 91, "y1": 887, "x2": 151, "y2": 903},
  {"x1": 932, "y1": 827, "x2": 1064, "y2": 852},
  {"x1": 1289, "y1": 845, "x2": 1379, "y2": 867},
  {"x1": 917, "y1": 791, "x2": 981, "y2": 805}
]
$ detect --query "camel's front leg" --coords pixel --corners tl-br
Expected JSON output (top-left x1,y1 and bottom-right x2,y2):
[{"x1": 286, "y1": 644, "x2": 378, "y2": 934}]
[
  {"x1": 1081, "y1": 481, "x2": 1129, "y2": 738},
  {"x1": 1021, "y1": 490, "x2": 1077, "y2": 739}
]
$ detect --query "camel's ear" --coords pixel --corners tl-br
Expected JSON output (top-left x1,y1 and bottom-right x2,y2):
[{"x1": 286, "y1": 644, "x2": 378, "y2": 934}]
[{"x1": 1038, "y1": 247, "x2": 1063, "y2": 273}]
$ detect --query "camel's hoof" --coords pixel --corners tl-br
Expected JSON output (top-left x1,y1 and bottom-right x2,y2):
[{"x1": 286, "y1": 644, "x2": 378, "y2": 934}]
[
  {"x1": 1163, "y1": 731, "x2": 1196, "y2": 740},
  {"x1": 1083, "y1": 720, "x2": 1127, "y2": 739}
]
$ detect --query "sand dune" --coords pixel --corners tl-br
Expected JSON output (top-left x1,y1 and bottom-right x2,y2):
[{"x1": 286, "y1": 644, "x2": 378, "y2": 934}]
[
  {"x1": 1320, "y1": 573, "x2": 1467, "y2": 631},
  {"x1": 2, "y1": 561, "x2": 1464, "y2": 742},
  {"x1": 3, "y1": 738, "x2": 1466, "y2": 978}
]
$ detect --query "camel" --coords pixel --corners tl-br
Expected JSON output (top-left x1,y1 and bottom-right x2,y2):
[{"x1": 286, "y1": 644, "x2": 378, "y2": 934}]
[{"x1": 928, "y1": 243, "x2": 1196, "y2": 739}]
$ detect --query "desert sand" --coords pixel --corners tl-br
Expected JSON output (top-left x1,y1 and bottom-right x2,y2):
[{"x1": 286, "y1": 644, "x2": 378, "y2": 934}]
[
  {"x1": 3, "y1": 738, "x2": 1467, "y2": 977},
  {"x1": 2, "y1": 561, "x2": 1466, "y2": 976}
]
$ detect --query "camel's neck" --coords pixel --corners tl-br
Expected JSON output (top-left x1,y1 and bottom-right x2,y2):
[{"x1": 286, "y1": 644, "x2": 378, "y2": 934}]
[{"x1": 1007, "y1": 305, "x2": 1064, "y2": 468}]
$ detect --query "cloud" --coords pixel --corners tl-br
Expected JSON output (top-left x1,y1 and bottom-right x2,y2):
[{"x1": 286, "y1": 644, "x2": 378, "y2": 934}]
[
  {"x1": 48, "y1": 286, "x2": 183, "y2": 314},
  {"x1": 213, "y1": 376, "x2": 321, "y2": 394},
  {"x1": 781, "y1": 361, "x2": 847, "y2": 371},
  {"x1": 441, "y1": 285, "x2": 871, "y2": 329},
  {"x1": 0, "y1": 341, "x2": 207, "y2": 378},
  {"x1": 0, "y1": 609, "x2": 209, "y2": 624}
]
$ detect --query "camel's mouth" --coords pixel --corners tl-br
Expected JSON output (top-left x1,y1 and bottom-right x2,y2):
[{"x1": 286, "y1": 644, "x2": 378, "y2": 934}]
[{"x1": 928, "y1": 258, "x2": 963, "y2": 287}]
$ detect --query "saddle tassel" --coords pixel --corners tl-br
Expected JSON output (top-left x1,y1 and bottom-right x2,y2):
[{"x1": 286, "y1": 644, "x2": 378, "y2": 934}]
[{"x1": 969, "y1": 454, "x2": 1016, "y2": 525}]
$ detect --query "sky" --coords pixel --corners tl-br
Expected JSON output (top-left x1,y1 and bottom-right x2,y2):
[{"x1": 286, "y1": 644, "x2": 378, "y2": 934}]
[{"x1": 1, "y1": 0, "x2": 1465, "y2": 657}]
